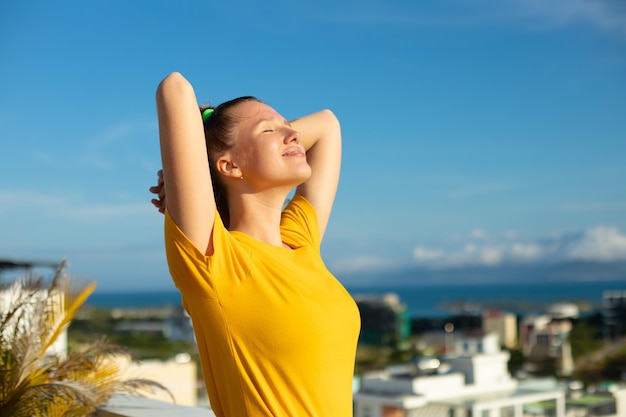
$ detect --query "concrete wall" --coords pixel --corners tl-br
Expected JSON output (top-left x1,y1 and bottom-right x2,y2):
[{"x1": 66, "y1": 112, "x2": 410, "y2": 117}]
[
  {"x1": 112, "y1": 355, "x2": 199, "y2": 407},
  {"x1": 96, "y1": 395, "x2": 214, "y2": 417}
]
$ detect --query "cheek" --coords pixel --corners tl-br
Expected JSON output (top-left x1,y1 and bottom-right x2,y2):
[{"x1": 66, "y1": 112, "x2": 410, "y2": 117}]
[
  {"x1": 231, "y1": 142, "x2": 255, "y2": 167},
  {"x1": 236, "y1": 137, "x2": 285, "y2": 173},
  {"x1": 236, "y1": 145, "x2": 270, "y2": 174},
  {"x1": 255, "y1": 140, "x2": 281, "y2": 161}
]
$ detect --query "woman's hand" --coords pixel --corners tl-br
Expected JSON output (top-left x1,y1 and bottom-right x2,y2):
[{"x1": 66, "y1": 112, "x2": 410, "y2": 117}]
[{"x1": 149, "y1": 169, "x2": 166, "y2": 214}]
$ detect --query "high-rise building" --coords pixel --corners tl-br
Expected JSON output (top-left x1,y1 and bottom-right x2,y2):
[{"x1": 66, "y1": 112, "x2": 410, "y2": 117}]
[
  {"x1": 603, "y1": 290, "x2": 626, "y2": 342},
  {"x1": 354, "y1": 293, "x2": 410, "y2": 347},
  {"x1": 482, "y1": 310, "x2": 518, "y2": 349}
]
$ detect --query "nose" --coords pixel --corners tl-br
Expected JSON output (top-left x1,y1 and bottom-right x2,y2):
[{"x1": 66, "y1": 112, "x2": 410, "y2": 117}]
[{"x1": 283, "y1": 127, "x2": 300, "y2": 144}]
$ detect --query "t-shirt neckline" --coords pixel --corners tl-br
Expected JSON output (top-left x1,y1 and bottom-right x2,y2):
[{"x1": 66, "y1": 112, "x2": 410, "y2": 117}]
[{"x1": 228, "y1": 229, "x2": 307, "y2": 252}]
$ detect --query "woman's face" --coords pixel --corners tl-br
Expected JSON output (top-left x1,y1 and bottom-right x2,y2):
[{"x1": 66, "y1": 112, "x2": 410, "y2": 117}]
[{"x1": 228, "y1": 100, "x2": 311, "y2": 188}]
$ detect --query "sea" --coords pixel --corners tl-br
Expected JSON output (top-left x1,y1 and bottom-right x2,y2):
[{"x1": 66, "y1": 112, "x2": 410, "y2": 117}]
[{"x1": 85, "y1": 280, "x2": 626, "y2": 318}]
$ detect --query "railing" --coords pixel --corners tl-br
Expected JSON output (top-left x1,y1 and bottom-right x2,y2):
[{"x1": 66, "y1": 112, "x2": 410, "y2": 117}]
[{"x1": 96, "y1": 394, "x2": 216, "y2": 417}]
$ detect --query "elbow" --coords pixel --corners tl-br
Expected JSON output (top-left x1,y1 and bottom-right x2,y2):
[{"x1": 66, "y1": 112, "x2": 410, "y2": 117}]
[
  {"x1": 321, "y1": 109, "x2": 341, "y2": 132},
  {"x1": 160, "y1": 71, "x2": 187, "y2": 87},
  {"x1": 156, "y1": 72, "x2": 193, "y2": 101}
]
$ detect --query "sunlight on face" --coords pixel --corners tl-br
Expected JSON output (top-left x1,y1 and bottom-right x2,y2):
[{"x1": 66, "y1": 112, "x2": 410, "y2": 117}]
[{"x1": 228, "y1": 101, "x2": 311, "y2": 187}]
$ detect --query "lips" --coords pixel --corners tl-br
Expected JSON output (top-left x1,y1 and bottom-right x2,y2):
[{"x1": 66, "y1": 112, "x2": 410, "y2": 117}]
[{"x1": 282, "y1": 147, "x2": 305, "y2": 157}]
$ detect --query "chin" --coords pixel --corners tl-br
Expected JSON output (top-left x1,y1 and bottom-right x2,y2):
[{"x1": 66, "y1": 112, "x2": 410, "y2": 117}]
[
  {"x1": 295, "y1": 167, "x2": 313, "y2": 183},
  {"x1": 284, "y1": 172, "x2": 311, "y2": 189}
]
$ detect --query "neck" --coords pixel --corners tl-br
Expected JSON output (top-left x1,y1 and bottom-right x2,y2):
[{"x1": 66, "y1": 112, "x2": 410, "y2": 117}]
[{"x1": 227, "y1": 187, "x2": 292, "y2": 248}]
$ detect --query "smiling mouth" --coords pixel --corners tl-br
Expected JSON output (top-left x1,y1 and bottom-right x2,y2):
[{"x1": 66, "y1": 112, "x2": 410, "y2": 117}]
[{"x1": 282, "y1": 148, "x2": 305, "y2": 157}]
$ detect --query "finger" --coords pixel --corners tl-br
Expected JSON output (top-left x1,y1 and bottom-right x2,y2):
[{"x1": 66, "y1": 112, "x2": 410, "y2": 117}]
[{"x1": 150, "y1": 181, "x2": 165, "y2": 192}]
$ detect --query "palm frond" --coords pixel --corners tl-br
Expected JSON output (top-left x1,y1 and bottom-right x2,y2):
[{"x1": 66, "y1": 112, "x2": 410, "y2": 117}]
[
  {"x1": 0, "y1": 259, "x2": 174, "y2": 416},
  {"x1": 39, "y1": 274, "x2": 96, "y2": 358}
]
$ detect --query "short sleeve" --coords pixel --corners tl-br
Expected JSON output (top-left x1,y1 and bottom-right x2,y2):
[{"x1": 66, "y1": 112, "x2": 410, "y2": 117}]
[
  {"x1": 163, "y1": 208, "x2": 216, "y2": 297},
  {"x1": 280, "y1": 194, "x2": 320, "y2": 249}
]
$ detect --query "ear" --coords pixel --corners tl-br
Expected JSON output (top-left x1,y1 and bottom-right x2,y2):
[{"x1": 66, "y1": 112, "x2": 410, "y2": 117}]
[{"x1": 216, "y1": 155, "x2": 243, "y2": 180}]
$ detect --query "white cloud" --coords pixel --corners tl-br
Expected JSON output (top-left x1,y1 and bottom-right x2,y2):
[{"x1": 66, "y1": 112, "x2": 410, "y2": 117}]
[
  {"x1": 80, "y1": 119, "x2": 156, "y2": 170},
  {"x1": 0, "y1": 188, "x2": 152, "y2": 223},
  {"x1": 55, "y1": 203, "x2": 153, "y2": 222},
  {"x1": 504, "y1": 231, "x2": 518, "y2": 240},
  {"x1": 330, "y1": 256, "x2": 400, "y2": 274},
  {"x1": 565, "y1": 226, "x2": 626, "y2": 262},
  {"x1": 412, "y1": 225, "x2": 626, "y2": 267},
  {"x1": 561, "y1": 201, "x2": 626, "y2": 213},
  {"x1": 25, "y1": 119, "x2": 157, "y2": 171},
  {"x1": 510, "y1": 243, "x2": 544, "y2": 260},
  {"x1": 414, "y1": 246, "x2": 445, "y2": 262},
  {"x1": 328, "y1": 0, "x2": 626, "y2": 36},
  {"x1": 0, "y1": 189, "x2": 68, "y2": 208},
  {"x1": 478, "y1": 247, "x2": 503, "y2": 265},
  {"x1": 31, "y1": 149, "x2": 62, "y2": 167},
  {"x1": 512, "y1": 0, "x2": 626, "y2": 34},
  {"x1": 471, "y1": 229, "x2": 488, "y2": 240},
  {"x1": 440, "y1": 242, "x2": 507, "y2": 267}
]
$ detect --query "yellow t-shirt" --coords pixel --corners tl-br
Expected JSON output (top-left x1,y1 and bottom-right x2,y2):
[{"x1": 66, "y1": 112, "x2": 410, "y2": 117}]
[{"x1": 164, "y1": 194, "x2": 360, "y2": 417}]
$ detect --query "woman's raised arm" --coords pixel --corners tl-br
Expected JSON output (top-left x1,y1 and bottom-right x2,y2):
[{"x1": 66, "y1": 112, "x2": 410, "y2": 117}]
[
  {"x1": 156, "y1": 72, "x2": 216, "y2": 254},
  {"x1": 293, "y1": 110, "x2": 342, "y2": 241}
]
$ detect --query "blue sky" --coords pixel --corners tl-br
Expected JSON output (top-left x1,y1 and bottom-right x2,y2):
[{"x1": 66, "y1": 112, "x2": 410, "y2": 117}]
[{"x1": 1, "y1": 1, "x2": 625, "y2": 291}]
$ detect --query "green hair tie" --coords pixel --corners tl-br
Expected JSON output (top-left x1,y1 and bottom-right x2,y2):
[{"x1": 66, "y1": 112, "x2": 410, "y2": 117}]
[{"x1": 202, "y1": 108, "x2": 215, "y2": 121}]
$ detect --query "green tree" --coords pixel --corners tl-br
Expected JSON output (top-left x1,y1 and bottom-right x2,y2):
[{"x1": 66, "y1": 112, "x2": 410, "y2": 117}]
[
  {"x1": 0, "y1": 261, "x2": 168, "y2": 417},
  {"x1": 569, "y1": 324, "x2": 603, "y2": 359}
]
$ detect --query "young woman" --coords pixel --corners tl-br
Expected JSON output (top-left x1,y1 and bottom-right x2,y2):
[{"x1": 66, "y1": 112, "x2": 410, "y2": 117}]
[{"x1": 151, "y1": 72, "x2": 360, "y2": 417}]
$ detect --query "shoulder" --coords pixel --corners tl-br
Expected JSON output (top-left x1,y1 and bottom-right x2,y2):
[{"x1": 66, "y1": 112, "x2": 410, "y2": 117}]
[{"x1": 281, "y1": 195, "x2": 320, "y2": 247}]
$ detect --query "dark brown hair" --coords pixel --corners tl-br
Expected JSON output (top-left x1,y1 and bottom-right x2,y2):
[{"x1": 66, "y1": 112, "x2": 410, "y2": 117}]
[{"x1": 200, "y1": 96, "x2": 260, "y2": 229}]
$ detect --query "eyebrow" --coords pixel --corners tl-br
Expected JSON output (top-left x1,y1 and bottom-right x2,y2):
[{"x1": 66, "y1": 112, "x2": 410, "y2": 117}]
[{"x1": 255, "y1": 117, "x2": 292, "y2": 129}]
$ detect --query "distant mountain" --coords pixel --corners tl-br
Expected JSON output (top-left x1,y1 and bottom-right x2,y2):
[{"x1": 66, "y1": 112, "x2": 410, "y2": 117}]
[{"x1": 337, "y1": 261, "x2": 626, "y2": 287}]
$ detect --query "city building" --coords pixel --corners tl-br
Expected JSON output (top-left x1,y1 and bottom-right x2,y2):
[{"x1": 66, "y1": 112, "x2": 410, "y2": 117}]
[
  {"x1": 547, "y1": 303, "x2": 579, "y2": 320},
  {"x1": 354, "y1": 293, "x2": 410, "y2": 347},
  {"x1": 482, "y1": 310, "x2": 518, "y2": 349},
  {"x1": 112, "y1": 354, "x2": 200, "y2": 407},
  {"x1": 519, "y1": 314, "x2": 574, "y2": 376},
  {"x1": 354, "y1": 331, "x2": 567, "y2": 417},
  {"x1": 602, "y1": 289, "x2": 626, "y2": 342}
]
